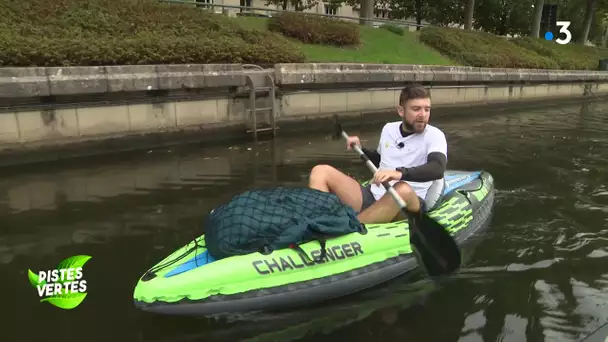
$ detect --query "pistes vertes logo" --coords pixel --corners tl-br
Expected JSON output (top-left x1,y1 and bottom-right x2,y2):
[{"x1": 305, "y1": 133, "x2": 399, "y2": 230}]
[{"x1": 27, "y1": 255, "x2": 92, "y2": 310}]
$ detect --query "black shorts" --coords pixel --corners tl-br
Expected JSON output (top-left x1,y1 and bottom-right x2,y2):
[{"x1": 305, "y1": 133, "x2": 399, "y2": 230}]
[{"x1": 359, "y1": 183, "x2": 427, "y2": 214}]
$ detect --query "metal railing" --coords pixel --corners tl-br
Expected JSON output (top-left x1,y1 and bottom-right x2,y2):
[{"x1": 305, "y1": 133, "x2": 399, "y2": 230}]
[{"x1": 159, "y1": 0, "x2": 433, "y2": 29}]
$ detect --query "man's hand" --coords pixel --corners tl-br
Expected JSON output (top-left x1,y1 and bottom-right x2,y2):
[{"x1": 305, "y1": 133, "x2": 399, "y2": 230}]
[
  {"x1": 372, "y1": 170, "x2": 402, "y2": 185},
  {"x1": 346, "y1": 136, "x2": 361, "y2": 150}
]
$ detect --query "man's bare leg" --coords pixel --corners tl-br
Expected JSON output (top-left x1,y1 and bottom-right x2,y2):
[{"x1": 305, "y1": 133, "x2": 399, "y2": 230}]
[
  {"x1": 357, "y1": 182, "x2": 421, "y2": 224},
  {"x1": 308, "y1": 164, "x2": 364, "y2": 212}
]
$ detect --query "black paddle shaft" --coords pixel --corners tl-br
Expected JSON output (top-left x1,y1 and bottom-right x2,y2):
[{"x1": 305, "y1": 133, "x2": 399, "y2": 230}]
[{"x1": 333, "y1": 120, "x2": 461, "y2": 277}]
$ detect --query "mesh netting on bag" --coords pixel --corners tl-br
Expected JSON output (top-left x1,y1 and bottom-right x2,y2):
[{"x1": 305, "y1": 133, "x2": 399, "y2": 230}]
[{"x1": 204, "y1": 187, "x2": 365, "y2": 259}]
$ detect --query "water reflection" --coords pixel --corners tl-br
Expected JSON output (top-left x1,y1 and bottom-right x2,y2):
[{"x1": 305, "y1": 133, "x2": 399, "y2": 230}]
[{"x1": 1, "y1": 98, "x2": 607, "y2": 342}]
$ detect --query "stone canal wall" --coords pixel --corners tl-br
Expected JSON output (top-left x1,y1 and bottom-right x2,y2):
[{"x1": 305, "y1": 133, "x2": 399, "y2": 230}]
[{"x1": 1, "y1": 63, "x2": 608, "y2": 165}]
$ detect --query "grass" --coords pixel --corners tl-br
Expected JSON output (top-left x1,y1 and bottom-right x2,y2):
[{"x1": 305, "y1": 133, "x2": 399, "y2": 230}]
[
  {"x1": 232, "y1": 16, "x2": 455, "y2": 65},
  {"x1": 236, "y1": 15, "x2": 607, "y2": 70}
]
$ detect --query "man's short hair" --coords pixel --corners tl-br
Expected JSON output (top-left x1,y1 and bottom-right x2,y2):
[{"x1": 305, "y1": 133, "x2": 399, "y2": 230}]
[{"x1": 399, "y1": 83, "x2": 430, "y2": 107}]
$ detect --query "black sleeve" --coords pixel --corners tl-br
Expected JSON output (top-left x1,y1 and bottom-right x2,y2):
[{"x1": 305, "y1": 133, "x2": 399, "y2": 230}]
[
  {"x1": 397, "y1": 152, "x2": 447, "y2": 182},
  {"x1": 361, "y1": 147, "x2": 381, "y2": 168}
]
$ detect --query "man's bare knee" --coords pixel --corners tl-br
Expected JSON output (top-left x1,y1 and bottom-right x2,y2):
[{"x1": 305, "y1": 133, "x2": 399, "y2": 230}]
[
  {"x1": 393, "y1": 182, "x2": 414, "y2": 197},
  {"x1": 310, "y1": 164, "x2": 334, "y2": 177},
  {"x1": 309, "y1": 164, "x2": 340, "y2": 192},
  {"x1": 393, "y1": 182, "x2": 420, "y2": 212},
  {"x1": 309, "y1": 164, "x2": 335, "y2": 183},
  {"x1": 309, "y1": 164, "x2": 363, "y2": 210}
]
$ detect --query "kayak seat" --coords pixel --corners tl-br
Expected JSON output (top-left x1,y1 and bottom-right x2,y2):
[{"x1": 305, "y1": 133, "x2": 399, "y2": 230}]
[
  {"x1": 424, "y1": 171, "x2": 484, "y2": 211},
  {"x1": 424, "y1": 177, "x2": 446, "y2": 211}
]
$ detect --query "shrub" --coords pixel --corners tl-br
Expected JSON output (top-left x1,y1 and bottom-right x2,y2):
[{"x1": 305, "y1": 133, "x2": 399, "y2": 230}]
[
  {"x1": 0, "y1": 0, "x2": 305, "y2": 66},
  {"x1": 511, "y1": 36, "x2": 608, "y2": 70},
  {"x1": 268, "y1": 12, "x2": 360, "y2": 46},
  {"x1": 418, "y1": 26, "x2": 608, "y2": 70},
  {"x1": 379, "y1": 24, "x2": 405, "y2": 36}
]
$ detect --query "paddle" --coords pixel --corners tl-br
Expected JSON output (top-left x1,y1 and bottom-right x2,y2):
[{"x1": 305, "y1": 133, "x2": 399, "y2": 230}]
[{"x1": 332, "y1": 117, "x2": 462, "y2": 278}]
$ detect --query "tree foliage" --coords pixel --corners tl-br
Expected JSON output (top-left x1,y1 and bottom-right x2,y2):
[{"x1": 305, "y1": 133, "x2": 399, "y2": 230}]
[
  {"x1": 472, "y1": 0, "x2": 535, "y2": 36},
  {"x1": 554, "y1": 0, "x2": 606, "y2": 44},
  {"x1": 336, "y1": 0, "x2": 608, "y2": 44}
]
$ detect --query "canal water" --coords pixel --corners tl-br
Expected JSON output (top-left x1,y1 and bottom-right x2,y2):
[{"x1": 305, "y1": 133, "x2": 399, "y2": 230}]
[{"x1": 1, "y1": 98, "x2": 607, "y2": 342}]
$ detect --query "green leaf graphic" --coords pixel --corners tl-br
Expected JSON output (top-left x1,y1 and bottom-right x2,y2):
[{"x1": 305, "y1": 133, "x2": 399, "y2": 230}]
[
  {"x1": 56, "y1": 255, "x2": 92, "y2": 284},
  {"x1": 41, "y1": 292, "x2": 87, "y2": 310},
  {"x1": 29, "y1": 255, "x2": 91, "y2": 310},
  {"x1": 57, "y1": 255, "x2": 92, "y2": 271},
  {"x1": 40, "y1": 277, "x2": 88, "y2": 309},
  {"x1": 28, "y1": 269, "x2": 41, "y2": 288}
]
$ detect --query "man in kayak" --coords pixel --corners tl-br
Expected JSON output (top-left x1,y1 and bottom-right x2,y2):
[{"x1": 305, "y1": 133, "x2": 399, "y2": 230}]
[{"x1": 308, "y1": 83, "x2": 447, "y2": 224}]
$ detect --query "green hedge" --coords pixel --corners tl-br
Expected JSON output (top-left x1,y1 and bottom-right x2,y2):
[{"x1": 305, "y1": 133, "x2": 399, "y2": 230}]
[
  {"x1": 0, "y1": 0, "x2": 305, "y2": 66},
  {"x1": 510, "y1": 36, "x2": 608, "y2": 70},
  {"x1": 420, "y1": 26, "x2": 608, "y2": 70},
  {"x1": 419, "y1": 26, "x2": 558, "y2": 69},
  {"x1": 268, "y1": 12, "x2": 360, "y2": 46}
]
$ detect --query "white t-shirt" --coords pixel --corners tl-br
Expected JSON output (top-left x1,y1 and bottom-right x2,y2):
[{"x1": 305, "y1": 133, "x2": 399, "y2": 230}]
[{"x1": 369, "y1": 121, "x2": 447, "y2": 201}]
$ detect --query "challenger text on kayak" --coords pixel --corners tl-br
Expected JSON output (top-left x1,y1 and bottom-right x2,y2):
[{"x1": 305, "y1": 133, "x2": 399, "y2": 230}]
[{"x1": 252, "y1": 242, "x2": 364, "y2": 275}]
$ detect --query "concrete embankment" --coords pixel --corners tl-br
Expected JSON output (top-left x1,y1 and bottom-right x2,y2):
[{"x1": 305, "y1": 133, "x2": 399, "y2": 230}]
[{"x1": 1, "y1": 63, "x2": 607, "y2": 166}]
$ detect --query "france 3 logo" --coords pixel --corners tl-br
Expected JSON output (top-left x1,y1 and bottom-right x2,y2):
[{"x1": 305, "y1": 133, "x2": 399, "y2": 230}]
[
  {"x1": 544, "y1": 21, "x2": 572, "y2": 45},
  {"x1": 541, "y1": 4, "x2": 572, "y2": 45}
]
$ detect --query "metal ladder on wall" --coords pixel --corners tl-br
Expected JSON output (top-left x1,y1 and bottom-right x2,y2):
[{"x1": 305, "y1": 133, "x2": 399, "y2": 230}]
[{"x1": 243, "y1": 64, "x2": 277, "y2": 140}]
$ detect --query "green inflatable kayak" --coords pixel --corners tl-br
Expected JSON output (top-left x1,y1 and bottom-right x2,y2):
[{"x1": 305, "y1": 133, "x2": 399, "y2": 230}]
[{"x1": 133, "y1": 170, "x2": 495, "y2": 316}]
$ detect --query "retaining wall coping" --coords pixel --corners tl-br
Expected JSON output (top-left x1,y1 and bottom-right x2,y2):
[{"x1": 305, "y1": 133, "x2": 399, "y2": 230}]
[
  {"x1": 2, "y1": 63, "x2": 608, "y2": 99},
  {"x1": 0, "y1": 64, "x2": 248, "y2": 99},
  {"x1": 273, "y1": 63, "x2": 608, "y2": 85}
]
